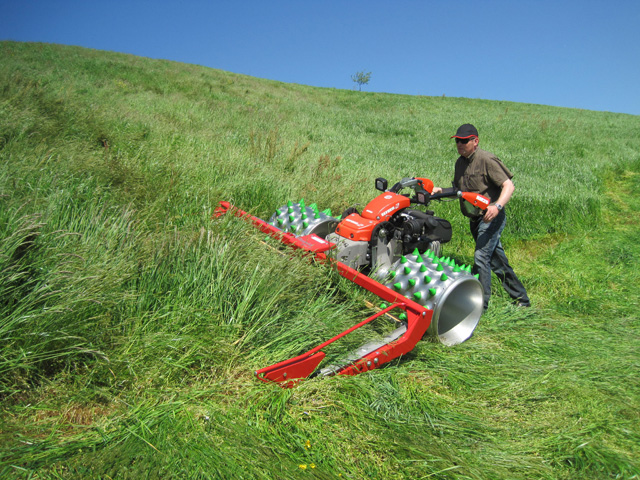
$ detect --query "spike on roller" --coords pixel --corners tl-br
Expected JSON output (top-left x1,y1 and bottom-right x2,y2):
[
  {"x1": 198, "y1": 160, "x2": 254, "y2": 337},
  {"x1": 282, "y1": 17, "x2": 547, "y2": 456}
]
[
  {"x1": 399, "y1": 313, "x2": 408, "y2": 321},
  {"x1": 299, "y1": 199, "x2": 305, "y2": 208},
  {"x1": 419, "y1": 264, "x2": 428, "y2": 272},
  {"x1": 303, "y1": 221, "x2": 309, "y2": 228},
  {"x1": 453, "y1": 265, "x2": 461, "y2": 273},
  {"x1": 400, "y1": 256, "x2": 408, "y2": 264},
  {"x1": 322, "y1": 209, "x2": 332, "y2": 216},
  {"x1": 412, "y1": 248, "x2": 420, "y2": 256},
  {"x1": 436, "y1": 263, "x2": 444, "y2": 272},
  {"x1": 424, "y1": 275, "x2": 432, "y2": 284},
  {"x1": 389, "y1": 270, "x2": 397, "y2": 278},
  {"x1": 404, "y1": 266, "x2": 412, "y2": 275},
  {"x1": 301, "y1": 212, "x2": 308, "y2": 220},
  {"x1": 380, "y1": 302, "x2": 388, "y2": 309},
  {"x1": 429, "y1": 288, "x2": 437, "y2": 298},
  {"x1": 277, "y1": 218, "x2": 284, "y2": 226},
  {"x1": 289, "y1": 214, "x2": 295, "y2": 222},
  {"x1": 413, "y1": 291, "x2": 422, "y2": 300},
  {"x1": 440, "y1": 273, "x2": 448, "y2": 281},
  {"x1": 394, "y1": 282, "x2": 403, "y2": 290},
  {"x1": 408, "y1": 278, "x2": 417, "y2": 287}
]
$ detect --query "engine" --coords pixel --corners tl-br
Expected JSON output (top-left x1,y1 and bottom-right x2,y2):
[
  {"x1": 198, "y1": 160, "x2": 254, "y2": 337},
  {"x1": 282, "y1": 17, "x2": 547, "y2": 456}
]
[
  {"x1": 391, "y1": 209, "x2": 452, "y2": 255},
  {"x1": 324, "y1": 209, "x2": 452, "y2": 272}
]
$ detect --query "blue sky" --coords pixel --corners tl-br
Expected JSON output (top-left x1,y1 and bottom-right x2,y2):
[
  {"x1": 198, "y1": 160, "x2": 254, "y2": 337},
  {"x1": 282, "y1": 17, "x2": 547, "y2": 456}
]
[{"x1": 2, "y1": 0, "x2": 639, "y2": 115}]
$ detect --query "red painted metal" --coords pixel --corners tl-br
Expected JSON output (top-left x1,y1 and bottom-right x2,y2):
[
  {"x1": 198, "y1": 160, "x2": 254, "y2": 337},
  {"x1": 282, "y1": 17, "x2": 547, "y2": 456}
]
[
  {"x1": 414, "y1": 177, "x2": 434, "y2": 194},
  {"x1": 256, "y1": 351, "x2": 327, "y2": 388},
  {"x1": 334, "y1": 213, "x2": 377, "y2": 242},
  {"x1": 360, "y1": 191, "x2": 411, "y2": 222},
  {"x1": 214, "y1": 201, "x2": 433, "y2": 386},
  {"x1": 255, "y1": 303, "x2": 430, "y2": 386},
  {"x1": 461, "y1": 191, "x2": 490, "y2": 210}
]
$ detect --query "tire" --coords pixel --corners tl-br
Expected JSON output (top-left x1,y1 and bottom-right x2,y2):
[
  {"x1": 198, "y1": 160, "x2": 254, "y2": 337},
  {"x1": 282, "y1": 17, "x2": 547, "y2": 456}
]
[{"x1": 341, "y1": 206, "x2": 360, "y2": 219}]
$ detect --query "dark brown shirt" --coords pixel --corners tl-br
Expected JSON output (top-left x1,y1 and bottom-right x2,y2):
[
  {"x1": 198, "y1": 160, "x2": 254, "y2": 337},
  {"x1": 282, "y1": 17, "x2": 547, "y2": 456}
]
[{"x1": 453, "y1": 148, "x2": 513, "y2": 218}]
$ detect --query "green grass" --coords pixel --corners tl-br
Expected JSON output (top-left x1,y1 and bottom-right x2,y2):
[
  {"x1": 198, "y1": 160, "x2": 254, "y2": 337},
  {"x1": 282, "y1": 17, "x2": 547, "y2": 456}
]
[{"x1": 1, "y1": 41, "x2": 639, "y2": 479}]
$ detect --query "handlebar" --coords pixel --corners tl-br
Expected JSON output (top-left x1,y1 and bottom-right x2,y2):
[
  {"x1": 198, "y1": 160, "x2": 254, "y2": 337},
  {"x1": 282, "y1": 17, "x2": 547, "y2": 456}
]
[
  {"x1": 389, "y1": 177, "x2": 422, "y2": 193},
  {"x1": 426, "y1": 187, "x2": 460, "y2": 201},
  {"x1": 378, "y1": 177, "x2": 489, "y2": 211}
]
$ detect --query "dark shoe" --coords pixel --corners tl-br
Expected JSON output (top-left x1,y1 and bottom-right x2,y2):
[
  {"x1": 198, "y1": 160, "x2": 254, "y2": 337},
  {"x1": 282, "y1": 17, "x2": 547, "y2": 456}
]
[{"x1": 516, "y1": 302, "x2": 530, "y2": 308}]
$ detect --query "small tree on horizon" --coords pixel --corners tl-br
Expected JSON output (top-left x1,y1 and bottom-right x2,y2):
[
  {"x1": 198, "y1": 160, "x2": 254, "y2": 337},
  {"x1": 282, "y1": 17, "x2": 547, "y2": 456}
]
[{"x1": 351, "y1": 71, "x2": 371, "y2": 91}]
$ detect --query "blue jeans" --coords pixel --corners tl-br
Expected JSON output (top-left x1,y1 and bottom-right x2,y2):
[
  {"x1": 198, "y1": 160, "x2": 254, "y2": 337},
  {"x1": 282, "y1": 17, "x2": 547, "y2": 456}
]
[{"x1": 470, "y1": 211, "x2": 530, "y2": 309}]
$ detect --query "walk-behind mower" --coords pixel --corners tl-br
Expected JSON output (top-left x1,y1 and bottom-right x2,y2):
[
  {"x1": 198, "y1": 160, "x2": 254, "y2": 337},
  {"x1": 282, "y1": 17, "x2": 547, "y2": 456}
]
[{"x1": 214, "y1": 177, "x2": 489, "y2": 387}]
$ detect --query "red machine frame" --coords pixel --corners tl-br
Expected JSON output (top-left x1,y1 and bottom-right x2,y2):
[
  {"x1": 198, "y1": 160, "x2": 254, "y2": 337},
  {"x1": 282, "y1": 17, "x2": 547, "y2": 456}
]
[{"x1": 214, "y1": 201, "x2": 432, "y2": 387}]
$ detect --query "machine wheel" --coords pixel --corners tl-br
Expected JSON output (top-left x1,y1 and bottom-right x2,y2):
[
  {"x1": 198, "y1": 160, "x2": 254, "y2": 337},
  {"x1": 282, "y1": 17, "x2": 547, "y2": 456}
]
[
  {"x1": 384, "y1": 249, "x2": 483, "y2": 345},
  {"x1": 341, "y1": 206, "x2": 360, "y2": 219},
  {"x1": 269, "y1": 202, "x2": 338, "y2": 238}
]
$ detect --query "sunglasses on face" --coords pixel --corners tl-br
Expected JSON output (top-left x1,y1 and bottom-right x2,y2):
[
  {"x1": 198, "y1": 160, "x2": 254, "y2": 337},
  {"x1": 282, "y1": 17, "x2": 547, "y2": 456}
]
[{"x1": 455, "y1": 138, "x2": 472, "y2": 144}]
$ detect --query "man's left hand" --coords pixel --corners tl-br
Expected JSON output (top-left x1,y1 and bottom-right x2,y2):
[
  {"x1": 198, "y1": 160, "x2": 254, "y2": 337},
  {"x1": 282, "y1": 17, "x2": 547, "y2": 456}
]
[{"x1": 483, "y1": 205, "x2": 500, "y2": 223}]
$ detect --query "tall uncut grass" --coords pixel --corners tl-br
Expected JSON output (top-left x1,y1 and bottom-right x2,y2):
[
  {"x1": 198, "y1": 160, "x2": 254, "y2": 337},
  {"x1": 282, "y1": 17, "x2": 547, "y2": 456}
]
[{"x1": 1, "y1": 41, "x2": 639, "y2": 479}]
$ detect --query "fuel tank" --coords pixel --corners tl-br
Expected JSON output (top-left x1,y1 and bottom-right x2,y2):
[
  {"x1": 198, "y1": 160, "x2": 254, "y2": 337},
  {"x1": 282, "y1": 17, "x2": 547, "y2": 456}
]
[{"x1": 335, "y1": 192, "x2": 410, "y2": 241}]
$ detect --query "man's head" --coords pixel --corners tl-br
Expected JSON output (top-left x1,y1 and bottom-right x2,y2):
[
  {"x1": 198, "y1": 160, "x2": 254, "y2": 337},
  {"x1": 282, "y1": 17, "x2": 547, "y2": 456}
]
[{"x1": 451, "y1": 124, "x2": 479, "y2": 158}]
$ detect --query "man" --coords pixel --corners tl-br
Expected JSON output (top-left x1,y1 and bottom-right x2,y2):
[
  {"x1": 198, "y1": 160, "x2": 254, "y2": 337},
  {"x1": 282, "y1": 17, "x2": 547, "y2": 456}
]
[{"x1": 432, "y1": 124, "x2": 530, "y2": 310}]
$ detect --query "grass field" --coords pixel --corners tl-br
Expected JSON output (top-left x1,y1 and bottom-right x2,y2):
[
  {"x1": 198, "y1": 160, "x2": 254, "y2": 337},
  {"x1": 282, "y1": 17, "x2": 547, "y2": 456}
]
[{"x1": 1, "y1": 41, "x2": 639, "y2": 479}]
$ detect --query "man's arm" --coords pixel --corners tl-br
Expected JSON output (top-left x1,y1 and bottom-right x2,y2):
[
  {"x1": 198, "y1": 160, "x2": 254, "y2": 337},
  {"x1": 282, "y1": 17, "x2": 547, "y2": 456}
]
[{"x1": 483, "y1": 178, "x2": 514, "y2": 222}]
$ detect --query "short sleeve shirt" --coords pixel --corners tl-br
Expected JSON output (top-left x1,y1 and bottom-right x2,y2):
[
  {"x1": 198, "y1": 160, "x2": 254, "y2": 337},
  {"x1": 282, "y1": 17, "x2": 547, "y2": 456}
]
[{"x1": 453, "y1": 148, "x2": 513, "y2": 218}]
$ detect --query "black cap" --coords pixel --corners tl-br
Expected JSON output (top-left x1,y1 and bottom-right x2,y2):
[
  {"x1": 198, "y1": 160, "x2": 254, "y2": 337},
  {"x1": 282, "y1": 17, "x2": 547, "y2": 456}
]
[{"x1": 451, "y1": 124, "x2": 479, "y2": 139}]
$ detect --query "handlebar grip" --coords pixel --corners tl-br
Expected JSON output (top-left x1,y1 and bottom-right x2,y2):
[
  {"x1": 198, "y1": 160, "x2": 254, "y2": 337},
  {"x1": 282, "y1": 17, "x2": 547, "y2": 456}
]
[{"x1": 429, "y1": 190, "x2": 459, "y2": 200}]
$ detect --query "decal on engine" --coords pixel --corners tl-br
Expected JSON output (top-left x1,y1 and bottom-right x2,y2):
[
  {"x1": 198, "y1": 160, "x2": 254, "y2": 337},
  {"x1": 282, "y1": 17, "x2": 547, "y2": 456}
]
[
  {"x1": 345, "y1": 218, "x2": 364, "y2": 227},
  {"x1": 380, "y1": 203, "x2": 400, "y2": 218}
]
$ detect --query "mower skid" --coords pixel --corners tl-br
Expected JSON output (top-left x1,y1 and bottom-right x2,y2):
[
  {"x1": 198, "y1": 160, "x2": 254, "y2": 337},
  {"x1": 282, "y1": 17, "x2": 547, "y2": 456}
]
[
  {"x1": 256, "y1": 352, "x2": 327, "y2": 388},
  {"x1": 255, "y1": 303, "x2": 431, "y2": 387}
]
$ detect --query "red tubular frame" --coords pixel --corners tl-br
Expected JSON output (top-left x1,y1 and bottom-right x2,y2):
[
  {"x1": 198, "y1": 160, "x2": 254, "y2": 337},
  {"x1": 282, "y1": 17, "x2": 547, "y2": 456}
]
[{"x1": 214, "y1": 201, "x2": 433, "y2": 386}]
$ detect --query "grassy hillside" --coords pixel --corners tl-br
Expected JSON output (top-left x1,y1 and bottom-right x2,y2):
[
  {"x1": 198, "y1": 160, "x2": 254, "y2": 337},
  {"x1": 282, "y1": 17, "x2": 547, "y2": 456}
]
[{"x1": 1, "y1": 41, "x2": 639, "y2": 479}]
